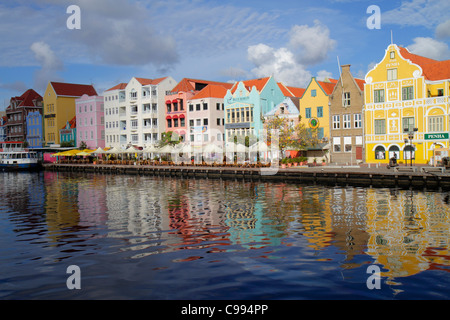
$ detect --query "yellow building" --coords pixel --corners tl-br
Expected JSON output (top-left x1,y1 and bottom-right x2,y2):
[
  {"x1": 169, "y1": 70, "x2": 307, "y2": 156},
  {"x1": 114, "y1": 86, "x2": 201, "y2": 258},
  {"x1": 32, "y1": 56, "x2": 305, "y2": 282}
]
[
  {"x1": 43, "y1": 82, "x2": 97, "y2": 146},
  {"x1": 364, "y1": 44, "x2": 450, "y2": 165},
  {"x1": 299, "y1": 77, "x2": 337, "y2": 142}
]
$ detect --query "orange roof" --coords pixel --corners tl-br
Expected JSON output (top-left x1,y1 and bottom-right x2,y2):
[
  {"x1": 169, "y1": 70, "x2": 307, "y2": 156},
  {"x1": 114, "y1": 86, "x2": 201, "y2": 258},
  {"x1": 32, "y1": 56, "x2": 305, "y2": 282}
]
[
  {"x1": 230, "y1": 77, "x2": 270, "y2": 94},
  {"x1": 277, "y1": 83, "x2": 306, "y2": 98},
  {"x1": 170, "y1": 78, "x2": 233, "y2": 93},
  {"x1": 51, "y1": 82, "x2": 97, "y2": 97},
  {"x1": 106, "y1": 83, "x2": 127, "y2": 91},
  {"x1": 317, "y1": 79, "x2": 338, "y2": 95},
  {"x1": 135, "y1": 77, "x2": 168, "y2": 86},
  {"x1": 62, "y1": 116, "x2": 76, "y2": 130},
  {"x1": 189, "y1": 84, "x2": 230, "y2": 100},
  {"x1": 399, "y1": 47, "x2": 450, "y2": 81},
  {"x1": 354, "y1": 78, "x2": 365, "y2": 91}
]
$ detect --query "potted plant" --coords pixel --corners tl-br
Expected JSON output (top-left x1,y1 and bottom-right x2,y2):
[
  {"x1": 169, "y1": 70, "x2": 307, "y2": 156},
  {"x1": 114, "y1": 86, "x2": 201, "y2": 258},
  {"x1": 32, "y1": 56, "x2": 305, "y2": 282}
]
[
  {"x1": 322, "y1": 158, "x2": 326, "y2": 166},
  {"x1": 281, "y1": 158, "x2": 287, "y2": 169}
]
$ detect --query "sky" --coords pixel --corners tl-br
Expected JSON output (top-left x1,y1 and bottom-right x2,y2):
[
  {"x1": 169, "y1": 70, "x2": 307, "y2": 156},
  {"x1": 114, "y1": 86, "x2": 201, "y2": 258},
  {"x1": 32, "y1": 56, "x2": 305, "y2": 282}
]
[{"x1": 0, "y1": 0, "x2": 449, "y2": 110}]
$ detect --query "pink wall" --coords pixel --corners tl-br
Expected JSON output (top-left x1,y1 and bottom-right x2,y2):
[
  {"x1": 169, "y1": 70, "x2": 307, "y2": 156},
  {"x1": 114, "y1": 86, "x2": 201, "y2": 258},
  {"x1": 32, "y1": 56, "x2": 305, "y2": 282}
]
[{"x1": 76, "y1": 94, "x2": 105, "y2": 149}]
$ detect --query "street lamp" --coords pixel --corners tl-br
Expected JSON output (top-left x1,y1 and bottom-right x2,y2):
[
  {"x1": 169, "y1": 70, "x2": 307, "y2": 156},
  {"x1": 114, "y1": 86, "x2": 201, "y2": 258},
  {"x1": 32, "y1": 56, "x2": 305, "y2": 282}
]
[{"x1": 404, "y1": 127, "x2": 418, "y2": 167}]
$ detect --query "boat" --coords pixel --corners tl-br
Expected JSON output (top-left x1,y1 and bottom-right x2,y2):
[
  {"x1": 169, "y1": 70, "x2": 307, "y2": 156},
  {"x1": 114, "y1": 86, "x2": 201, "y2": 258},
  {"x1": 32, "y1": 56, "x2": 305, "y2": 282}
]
[{"x1": 0, "y1": 141, "x2": 41, "y2": 171}]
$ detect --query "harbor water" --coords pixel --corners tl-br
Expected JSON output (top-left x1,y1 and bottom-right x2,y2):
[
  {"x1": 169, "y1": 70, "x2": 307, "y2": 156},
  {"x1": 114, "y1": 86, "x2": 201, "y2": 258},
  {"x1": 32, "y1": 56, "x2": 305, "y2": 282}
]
[{"x1": 0, "y1": 170, "x2": 449, "y2": 300}]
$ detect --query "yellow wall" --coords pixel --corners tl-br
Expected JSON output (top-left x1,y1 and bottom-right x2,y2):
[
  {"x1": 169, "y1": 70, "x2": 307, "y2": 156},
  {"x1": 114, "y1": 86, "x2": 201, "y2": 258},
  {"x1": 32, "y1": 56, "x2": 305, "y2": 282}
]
[
  {"x1": 43, "y1": 83, "x2": 77, "y2": 145},
  {"x1": 364, "y1": 44, "x2": 450, "y2": 164},
  {"x1": 299, "y1": 77, "x2": 331, "y2": 140}
]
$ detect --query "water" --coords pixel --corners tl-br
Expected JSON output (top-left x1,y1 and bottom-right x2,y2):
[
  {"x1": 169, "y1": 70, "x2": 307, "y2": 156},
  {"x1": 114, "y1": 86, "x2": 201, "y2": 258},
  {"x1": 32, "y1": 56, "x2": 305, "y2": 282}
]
[{"x1": 0, "y1": 171, "x2": 449, "y2": 300}]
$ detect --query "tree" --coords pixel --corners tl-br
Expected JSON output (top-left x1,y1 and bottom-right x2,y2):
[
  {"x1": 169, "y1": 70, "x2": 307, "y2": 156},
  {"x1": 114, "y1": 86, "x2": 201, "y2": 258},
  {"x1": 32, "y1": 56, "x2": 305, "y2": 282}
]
[
  {"x1": 292, "y1": 122, "x2": 322, "y2": 150},
  {"x1": 79, "y1": 141, "x2": 87, "y2": 150},
  {"x1": 265, "y1": 115, "x2": 295, "y2": 154},
  {"x1": 159, "y1": 131, "x2": 182, "y2": 148}
]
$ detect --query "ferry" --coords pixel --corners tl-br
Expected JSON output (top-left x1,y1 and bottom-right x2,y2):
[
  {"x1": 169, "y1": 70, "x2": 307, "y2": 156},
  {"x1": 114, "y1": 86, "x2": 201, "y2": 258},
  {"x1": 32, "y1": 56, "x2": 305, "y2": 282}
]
[{"x1": 0, "y1": 141, "x2": 41, "y2": 171}]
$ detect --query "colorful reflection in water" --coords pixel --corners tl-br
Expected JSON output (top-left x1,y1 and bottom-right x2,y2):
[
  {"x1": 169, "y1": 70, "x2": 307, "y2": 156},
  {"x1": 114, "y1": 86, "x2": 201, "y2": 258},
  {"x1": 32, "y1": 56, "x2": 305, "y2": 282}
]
[{"x1": 0, "y1": 171, "x2": 448, "y2": 299}]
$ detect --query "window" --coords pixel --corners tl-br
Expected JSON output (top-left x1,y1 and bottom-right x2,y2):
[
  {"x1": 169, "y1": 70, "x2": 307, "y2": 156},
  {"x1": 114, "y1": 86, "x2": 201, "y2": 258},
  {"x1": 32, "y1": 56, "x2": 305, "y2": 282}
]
[
  {"x1": 354, "y1": 113, "x2": 362, "y2": 128},
  {"x1": 180, "y1": 118, "x2": 185, "y2": 127},
  {"x1": 374, "y1": 89, "x2": 385, "y2": 103},
  {"x1": 387, "y1": 68, "x2": 397, "y2": 81},
  {"x1": 189, "y1": 104, "x2": 194, "y2": 112},
  {"x1": 344, "y1": 136, "x2": 352, "y2": 152},
  {"x1": 375, "y1": 145, "x2": 386, "y2": 160},
  {"x1": 333, "y1": 115, "x2": 340, "y2": 129},
  {"x1": 216, "y1": 103, "x2": 220, "y2": 110},
  {"x1": 389, "y1": 146, "x2": 400, "y2": 160},
  {"x1": 343, "y1": 92, "x2": 351, "y2": 107},
  {"x1": 404, "y1": 145, "x2": 415, "y2": 160},
  {"x1": 402, "y1": 117, "x2": 414, "y2": 132},
  {"x1": 189, "y1": 120, "x2": 194, "y2": 127},
  {"x1": 167, "y1": 104, "x2": 171, "y2": 113},
  {"x1": 311, "y1": 89, "x2": 317, "y2": 97},
  {"x1": 402, "y1": 86, "x2": 414, "y2": 100},
  {"x1": 203, "y1": 118, "x2": 208, "y2": 126},
  {"x1": 438, "y1": 89, "x2": 444, "y2": 96},
  {"x1": 305, "y1": 108, "x2": 311, "y2": 118},
  {"x1": 203, "y1": 103, "x2": 208, "y2": 110},
  {"x1": 173, "y1": 118, "x2": 178, "y2": 127},
  {"x1": 375, "y1": 119, "x2": 386, "y2": 134},
  {"x1": 167, "y1": 119, "x2": 172, "y2": 128},
  {"x1": 390, "y1": 51, "x2": 395, "y2": 59},
  {"x1": 333, "y1": 137, "x2": 341, "y2": 152},
  {"x1": 428, "y1": 116, "x2": 443, "y2": 132},
  {"x1": 217, "y1": 118, "x2": 221, "y2": 125},
  {"x1": 196, "y1": 104, "x2": 201, "y2": 111},
  {"x1": 317, "y1": 106, "x2": 323, "y2": 118},
  {"x1": 343, "y1": 114, "x2": 351, "y2": 129}
]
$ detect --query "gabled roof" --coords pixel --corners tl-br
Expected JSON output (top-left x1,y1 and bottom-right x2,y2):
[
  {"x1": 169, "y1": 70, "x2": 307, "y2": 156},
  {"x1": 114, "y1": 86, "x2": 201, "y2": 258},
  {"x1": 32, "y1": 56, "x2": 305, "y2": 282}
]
[
  {"x1": 354, "y1": 78, "x2": 365, "y2": 91},
  {"x1": 265, "y1": 97, "x2": 300, "y2": 116},
  {"x1": 135, "y1": 77, "x2": 168, "y2": 86},
  {"x1": 62, "y1": 116, "x2": 76, "y2": 130},
  {"x1": 106, "y1": 83, "x2": 127, "y2": 91},
  {"x1": 317, "y1": 79, "x2": 338, "y2": 95},
  {"x1": 51, "y1": 82, "x2": 97, "y2": 97},
  {"x1": 10, "y1": 89, "x2": 42, "y2": 108},
  {"x1": 170, "y1": 78, "x2": 233, "y2": 93},
  {"x1": 189, "y1": 84, "x2": 230, "y2": 100},
  {"x1": 399, "y1": 46, "x2": 450, "y2": 81},
  {"x1": 230, "y1": 77, "x2": 270, "y2": 94},
  {"x1": 278, "y1": 83, "x2": 306, "y2": 98}
]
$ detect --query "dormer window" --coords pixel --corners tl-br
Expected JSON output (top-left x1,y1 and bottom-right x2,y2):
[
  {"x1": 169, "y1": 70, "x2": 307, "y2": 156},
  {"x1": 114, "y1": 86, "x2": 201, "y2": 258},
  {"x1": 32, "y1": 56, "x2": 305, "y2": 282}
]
[{"x1": 390, "y1": 51, "x2": 395, "y2": 59}]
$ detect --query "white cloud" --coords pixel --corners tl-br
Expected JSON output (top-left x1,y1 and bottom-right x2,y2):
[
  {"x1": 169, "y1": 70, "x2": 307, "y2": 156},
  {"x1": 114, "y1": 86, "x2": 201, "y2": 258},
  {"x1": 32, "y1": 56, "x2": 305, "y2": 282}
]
[
  {"x1": 382, "y1": 0, "x2": 450, "y2": 28},
  {"x1": 288, "y1": 20, "x2": 336, "y2": 65},
  {"x1": 316, "y1": 70, "x2": 334, "y2": 81},
  {"x1": 246, "y1": 21, "x2": 336, "y2": 87},
  {"x1": 407, "y1": 37, "x2": 450, "y2": 60},
  {"x1": 247, "y1": 44, "x2": 312, "y2": 87},
  {"x1": 30, "y1": 41, "x2": 64, "y2": 92},
  {"x1": 435, "y1": 19, "x2": 450, "y2": 39}
]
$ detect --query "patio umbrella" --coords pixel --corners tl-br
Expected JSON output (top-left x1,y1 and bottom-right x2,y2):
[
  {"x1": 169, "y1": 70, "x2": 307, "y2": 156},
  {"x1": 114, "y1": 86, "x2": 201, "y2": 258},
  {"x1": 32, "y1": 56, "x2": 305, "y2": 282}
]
[
  {"x1": 250, "y1": 141, "x2": 269, "y2": 152},
  {"x1": 105, "y1": 147, "x2": 121, "y2": 154},
  {"x1": 158, "y1": 144, "x2": 174, "y2": 154},
  {"x1": 92, "y1": 147, "x2": 106, "y2": 154}
]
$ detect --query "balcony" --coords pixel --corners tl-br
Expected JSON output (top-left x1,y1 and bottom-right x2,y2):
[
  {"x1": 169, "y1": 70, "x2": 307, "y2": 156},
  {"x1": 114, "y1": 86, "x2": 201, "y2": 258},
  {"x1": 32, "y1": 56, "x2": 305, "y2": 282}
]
[{"x1": 425, "y1": 96, "x2": 447, "y2": 105}]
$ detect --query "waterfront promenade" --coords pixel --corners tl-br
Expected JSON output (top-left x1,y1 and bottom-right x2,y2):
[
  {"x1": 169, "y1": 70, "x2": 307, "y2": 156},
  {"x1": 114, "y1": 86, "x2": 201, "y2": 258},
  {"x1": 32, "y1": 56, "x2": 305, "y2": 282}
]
[{"x1": 44, "y1": 162, "x2": 450, "y2": 190}]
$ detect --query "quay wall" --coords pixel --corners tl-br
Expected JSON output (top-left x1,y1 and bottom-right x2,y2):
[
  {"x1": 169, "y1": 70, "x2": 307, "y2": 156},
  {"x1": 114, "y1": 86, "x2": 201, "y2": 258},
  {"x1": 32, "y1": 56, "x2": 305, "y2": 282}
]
[{"x1": 43, "y1": 163, "x2": 450, "y2": 191}]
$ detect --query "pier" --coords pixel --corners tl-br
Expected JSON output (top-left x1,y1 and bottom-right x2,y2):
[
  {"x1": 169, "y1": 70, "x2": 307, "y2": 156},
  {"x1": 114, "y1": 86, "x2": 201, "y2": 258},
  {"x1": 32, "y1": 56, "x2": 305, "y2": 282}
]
[{"x1": 43, "y1": 163, "x2": 450, "y2": 190}]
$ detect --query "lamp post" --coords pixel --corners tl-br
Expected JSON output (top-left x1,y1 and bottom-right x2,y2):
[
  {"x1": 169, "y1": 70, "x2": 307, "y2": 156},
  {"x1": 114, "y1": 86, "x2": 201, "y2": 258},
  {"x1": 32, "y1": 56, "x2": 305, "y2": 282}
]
[{"x1": 404, "y1": 127, "x2": 418, "y2": 166}]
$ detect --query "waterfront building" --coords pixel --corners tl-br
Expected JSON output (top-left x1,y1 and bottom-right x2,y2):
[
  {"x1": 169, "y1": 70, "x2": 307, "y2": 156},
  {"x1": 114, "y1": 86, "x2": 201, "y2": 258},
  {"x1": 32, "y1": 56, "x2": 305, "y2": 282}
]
[
  {"x1": 0, "y1": 116, "x2": 7, "y2": 142},
  {"x1": 223, "y1": 76, "x2": 292, "y2": 141},
  {"x1": 329, "y1": 65, "x2": 365, "y2": 165},
  {"x1": 59, "y1": 117, "x2": 76, "y2": 146},
  {"x1": 364, "y1": 44, "x2": 450, "y2": 165},
  {"x1": 6, "y1": 89, "x2": 43, "y2": 143},
  {"x1": 26, "y1": 111, "x2": 43, "y2": 148},
  {"x1": 104, "y1": 76, "x2": 176, "y2": 149},
  {"x1": 165, "y1": 78, "x2": 232, "y2": 142},
  {"x1": 76, "y1": 94, "x2": 105, "y2": 149},
  {"x1": 186, "y1": 83, "x2": 233, "y2": 147},
  {"x1": 43, "y1": 82, "x2": 97, "y2": 146}
]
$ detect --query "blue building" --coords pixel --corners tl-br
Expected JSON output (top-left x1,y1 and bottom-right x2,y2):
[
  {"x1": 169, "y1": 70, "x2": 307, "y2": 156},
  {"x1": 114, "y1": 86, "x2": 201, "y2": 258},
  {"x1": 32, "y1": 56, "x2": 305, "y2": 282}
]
[
  {"x1": 223, "y1": 76, "x2": 298, "y2": 140},
  {"x1": 0, "y1": 116, "x2": 7, "y2": 142},
  {"x1": 26, "y1": 111, "x2": 43, "y2": 148}
]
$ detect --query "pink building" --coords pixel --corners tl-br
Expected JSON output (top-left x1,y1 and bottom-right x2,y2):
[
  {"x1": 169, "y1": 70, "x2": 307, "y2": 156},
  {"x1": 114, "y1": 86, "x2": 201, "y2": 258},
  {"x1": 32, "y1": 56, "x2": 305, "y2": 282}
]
[{"x1": 75, "y1": 94, "x2": 105, "y2": 149}]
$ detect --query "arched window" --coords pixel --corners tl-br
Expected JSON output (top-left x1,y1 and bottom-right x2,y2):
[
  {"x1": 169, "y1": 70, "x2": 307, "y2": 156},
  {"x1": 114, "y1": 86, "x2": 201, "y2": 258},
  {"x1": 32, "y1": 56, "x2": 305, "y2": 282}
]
[
  {"x1": 375, "y1": 145, "x2": 386, "y2": 160},
  {"x1": 388, "y1": 145, "x2": 400, "y2": 159}
]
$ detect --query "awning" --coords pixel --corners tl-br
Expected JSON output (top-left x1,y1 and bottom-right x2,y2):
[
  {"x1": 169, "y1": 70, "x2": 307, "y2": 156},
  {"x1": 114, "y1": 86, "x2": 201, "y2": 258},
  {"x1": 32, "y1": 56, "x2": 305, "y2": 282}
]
[
  {"x1": 166, "y1": 115, "x2": 172, "y2": 120},
  {"x1": 165, "y1": 100, "x2": 171, "y2": 104},
  {"x1": 172, "y1": 99, "x2": 178, "y2": 103},
  {"x1": 172, "y1": 114, "x2": 179, "y2": 119},
  {"x1": 179, "y1": 114, "x2": 185, "y2": 119}
]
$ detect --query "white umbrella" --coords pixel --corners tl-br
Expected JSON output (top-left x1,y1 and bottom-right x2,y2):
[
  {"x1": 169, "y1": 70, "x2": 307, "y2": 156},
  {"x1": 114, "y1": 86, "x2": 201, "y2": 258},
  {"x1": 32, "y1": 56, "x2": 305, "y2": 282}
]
[
  {"x1": 158, "y1": 144, "x2": 174, "y2": 154},
  {"x1": 106, "y1": 147, "x2": 121, "y2": 154},
  {"x1": 125, "y1": 146, "x2": 143, "y2": 153},
  {"x1": 235, "y1": 143, "x2": 248, "y2": 153},
  {"x1": 143, "y1": 145, "x2": 159, "y2": 153},
  {"x1": 203, "y1": 143, "x2": 223, "y2": 153},
  {"x1": 92, "y1": 147, "x2": 106, "y2": 154},
  {"x1": 250, "y1": 141, "x2": 269, "y2": 152}
]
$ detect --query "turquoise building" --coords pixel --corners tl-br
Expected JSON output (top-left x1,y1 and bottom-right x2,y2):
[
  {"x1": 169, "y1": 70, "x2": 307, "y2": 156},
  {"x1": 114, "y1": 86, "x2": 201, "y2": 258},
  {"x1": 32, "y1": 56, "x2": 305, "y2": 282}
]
[
  {"x1": 224, "y1": 77, "x2": 292, "y2": 140},
  {"x1": 59, "y1": 117, "x2": 76, "y2": 146}
]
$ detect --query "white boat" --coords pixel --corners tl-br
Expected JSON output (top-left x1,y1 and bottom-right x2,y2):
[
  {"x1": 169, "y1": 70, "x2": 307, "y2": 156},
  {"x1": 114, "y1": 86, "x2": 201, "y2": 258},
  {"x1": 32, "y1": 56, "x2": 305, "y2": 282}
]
[{"x1": 0, "y1": 142, "x2": 41, "y2": 171}]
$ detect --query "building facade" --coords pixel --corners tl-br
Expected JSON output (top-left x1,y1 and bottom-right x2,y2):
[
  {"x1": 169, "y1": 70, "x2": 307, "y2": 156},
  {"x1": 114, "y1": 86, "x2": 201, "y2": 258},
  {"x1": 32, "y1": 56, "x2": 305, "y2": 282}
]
[
  {"x1": 329, "y1": 65, "x2": 365, "y2": 165},
  {"x1": 60, "y1": 117, "x2": 76, "y2": 146},
  {"x1": 186, "y1": 84, "x2": 231, "y2": 147},
  {"x1": 6, "y1": 89, "x2": 43, "y2": 142},
  {"x1": 104, "y1": 76, "x2": 176, "y2": 149},
  {"x1": 43, "y1": 82, "x2": 97, "y2": 146},
  {"x1": 223, "y1": 77, "x2": 289, "y2": 141},
  {"x1": 364, "y1": 44, "x2": 450, "y2": 165},
  {"x1": 76, "y1": 94, "x2": 105, "y2": 149},
  {"x1": 0, "y1": 116, "x2": 7, "y2": 142},
  {"x1": 26, "y1": 111, "x2": 43, "y2": 148}
]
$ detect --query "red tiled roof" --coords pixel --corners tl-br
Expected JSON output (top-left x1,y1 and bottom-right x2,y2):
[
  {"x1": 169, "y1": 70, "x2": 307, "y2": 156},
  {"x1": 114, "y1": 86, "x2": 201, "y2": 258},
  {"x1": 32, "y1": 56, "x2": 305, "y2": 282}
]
[
  {"x1": 317, "y1": 79, "x2": 338, "y2": 95},
  {"x1": 399, "y1": 47, "x2": 450, "y2": 81},
  {"x1": 354, "y1": 78, "x2": 365, "y2": 91},
  {"x1": 106, "y1": 83, "x2": 127, "y2": 91},
  {"x1": 51, "y1": 82, "x2": 97, "y2": 97},
  {"x1": 189, "y1": 84, "x2": 230, "y2": 100},
  {"x1": 62, "y1": 116, "x2": 76, "y2": 130},
  {"x1": 230, "y1": 77, "x2": 271, "y2": 94},
  {"x1": 10, "y1": 89, "x2": 42, "y2": 107},
  {"x1": 135, "y1": 77, "x2": 168, "y2": 86},
  {"x1": 170, "y1": 78, "x2": 233, "y2": 93},
  {"x1": 278, "y1": 83, "x2": 306, "y2": 98}
]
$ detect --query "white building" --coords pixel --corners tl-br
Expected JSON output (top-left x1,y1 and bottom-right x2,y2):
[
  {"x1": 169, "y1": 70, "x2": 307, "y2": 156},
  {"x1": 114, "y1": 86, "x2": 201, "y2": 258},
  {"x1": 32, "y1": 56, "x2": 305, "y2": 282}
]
[{"x1": 103, "y1": 76, "x2": 176, "y2": 149}]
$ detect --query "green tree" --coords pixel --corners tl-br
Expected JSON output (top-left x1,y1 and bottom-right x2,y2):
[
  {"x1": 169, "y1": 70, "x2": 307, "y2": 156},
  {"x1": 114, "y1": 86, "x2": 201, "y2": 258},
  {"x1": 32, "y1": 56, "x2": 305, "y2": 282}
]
[
  {"x1": 159, "y1": 131, "x2": 182, "y2": 147},
  {"x1": 265, "y1": 115, "x2": 295, "y2": 154}
]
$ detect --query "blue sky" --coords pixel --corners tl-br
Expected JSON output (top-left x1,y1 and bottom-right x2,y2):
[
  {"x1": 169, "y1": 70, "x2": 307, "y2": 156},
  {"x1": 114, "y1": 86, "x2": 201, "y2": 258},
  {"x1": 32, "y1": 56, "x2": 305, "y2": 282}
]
[{"x1": 1, "y1": 0, "x2": 449, "y2": 110}]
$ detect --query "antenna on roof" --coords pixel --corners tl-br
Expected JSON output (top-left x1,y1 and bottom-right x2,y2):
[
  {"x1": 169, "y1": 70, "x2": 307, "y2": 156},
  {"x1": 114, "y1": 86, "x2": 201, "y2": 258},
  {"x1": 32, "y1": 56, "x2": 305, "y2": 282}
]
[{"x1": 337, "y1": 56, "x2": 343, "y2": 88}]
